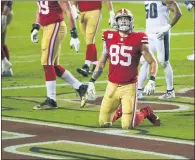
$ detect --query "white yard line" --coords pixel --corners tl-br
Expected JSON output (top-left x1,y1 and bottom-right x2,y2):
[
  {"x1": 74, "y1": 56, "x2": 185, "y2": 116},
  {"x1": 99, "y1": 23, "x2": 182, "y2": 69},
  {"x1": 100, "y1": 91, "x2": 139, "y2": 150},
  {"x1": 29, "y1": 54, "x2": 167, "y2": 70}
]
[
  {"x1": 2, "y1": 75, "x2": 194, "y2": 90},
  {"x1": 3, "y1": 140, "x2": 187, "y2": 160},
  {"x1": 2, "y1": 131, "x2": 35, "y2": 140},
  {"x1": 2, "y1": 117, "x2": 194, "y2": 146}
]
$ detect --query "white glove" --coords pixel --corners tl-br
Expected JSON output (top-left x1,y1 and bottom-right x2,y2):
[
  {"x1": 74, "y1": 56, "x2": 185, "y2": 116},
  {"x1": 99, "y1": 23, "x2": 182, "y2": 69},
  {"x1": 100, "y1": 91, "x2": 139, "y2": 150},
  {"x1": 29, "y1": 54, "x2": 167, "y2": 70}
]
[
  {"x1": 70, "y1": 37, "x2": 80, "y2": 53},
  {"x1": 87, "y1": 82, "x2": 96, "y2": 100},
  {"x1": 108, "y1": 10, "x2": 115, "y2": 28},
  {"x1": 187, "y1": 3, "x2": 194, "y2": 11},
  {"x1": 1, "y1": 15, "x2": 7, "y2": 33},
  {"x1": 143, "y1": 80, "x2": 155, "y2": 96},
  {"x1": 71, "y1": 5, "x2": 79, "y2": 19},
  {"x1": 156, "y1": 24, "x2": 171, "y2": 40},
  {"x1": 31, "y1": 29, "x2": 39, "y2": 43}
]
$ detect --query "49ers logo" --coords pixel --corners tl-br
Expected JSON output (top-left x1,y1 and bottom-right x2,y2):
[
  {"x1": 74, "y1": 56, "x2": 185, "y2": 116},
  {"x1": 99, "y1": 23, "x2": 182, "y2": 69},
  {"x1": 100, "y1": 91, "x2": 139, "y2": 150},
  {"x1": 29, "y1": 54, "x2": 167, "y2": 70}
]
[{"x1": 109, "y1": 45, "x2": 133, "y2": 67}]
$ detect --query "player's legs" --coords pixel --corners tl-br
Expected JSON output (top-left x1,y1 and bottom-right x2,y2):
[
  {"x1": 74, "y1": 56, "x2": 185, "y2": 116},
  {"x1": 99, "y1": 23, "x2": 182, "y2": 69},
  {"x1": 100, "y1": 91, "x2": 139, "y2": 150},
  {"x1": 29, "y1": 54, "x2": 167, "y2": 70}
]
[
  {"x1": 1, "y1": 11, "x2": 13, "y2": 77},
  {"x1": 155, "y1": 32, "x2": 175, "y2": 99},
  {"x1": 99, "y1": 82, "x2": 120, "y2": 128},
  {"x1": 77, "y1": 10, "x2": 101, "y2": 77},
  {"x1": 119, "y1": 83, "x2": 138, "y2": 129},
  {"x1": 137, "y1": 35, "x2": 155, "y2": 99}
]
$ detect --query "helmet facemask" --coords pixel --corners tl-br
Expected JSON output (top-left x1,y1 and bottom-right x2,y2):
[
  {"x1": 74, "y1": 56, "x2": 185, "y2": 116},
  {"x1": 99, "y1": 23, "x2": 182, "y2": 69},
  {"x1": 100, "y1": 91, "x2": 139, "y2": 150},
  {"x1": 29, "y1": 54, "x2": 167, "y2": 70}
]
[{"x1": 114, "y1": 9, "x2": 134, "y2": 32}]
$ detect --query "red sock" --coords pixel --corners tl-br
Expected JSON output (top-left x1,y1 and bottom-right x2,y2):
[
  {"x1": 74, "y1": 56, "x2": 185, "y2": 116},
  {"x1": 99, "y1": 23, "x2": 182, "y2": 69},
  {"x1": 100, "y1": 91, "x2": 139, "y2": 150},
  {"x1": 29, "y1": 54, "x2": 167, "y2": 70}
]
[
  {"x1": 112, "y1": 106, "x2": 122, "y2": 123},
  {"x1": 1, "y1": 47, "x2": 6, "y2": 59},
  {"x1": 3, "y1": 45, "x2": 9, "y2": 60},
  {"x1": 133, "y1": 112, "x2": 145, "y2": 128},
  {"x1": 54, "y1": 65, "x2": 66, "y2": 77},
  {"x1": 43, "y1": 65, "x2": 56, "y2": 81},
  {"x1": 86, "y1": 44, "x2": 97, "y2": 61}
]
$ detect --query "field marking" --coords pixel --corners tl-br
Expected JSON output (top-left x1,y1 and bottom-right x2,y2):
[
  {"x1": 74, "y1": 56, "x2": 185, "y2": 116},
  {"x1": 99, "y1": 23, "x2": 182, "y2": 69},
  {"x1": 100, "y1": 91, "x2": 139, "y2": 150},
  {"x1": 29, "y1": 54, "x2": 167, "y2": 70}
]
[
  {"x1": 59, "y1": 98, "x2": 190, "y2": 112},
  {"x1": 2, "y1": 131, "x2": 35, "y2": 140},
  {"x1": 2, "y1": 118, "x2": 194, "y2": 146},
  {"x1": 3, "y1": 140, "x2": 187, "y2": 160},
  {"x1": 2, "y1": 74, "x2": 194, "y2": 90}
]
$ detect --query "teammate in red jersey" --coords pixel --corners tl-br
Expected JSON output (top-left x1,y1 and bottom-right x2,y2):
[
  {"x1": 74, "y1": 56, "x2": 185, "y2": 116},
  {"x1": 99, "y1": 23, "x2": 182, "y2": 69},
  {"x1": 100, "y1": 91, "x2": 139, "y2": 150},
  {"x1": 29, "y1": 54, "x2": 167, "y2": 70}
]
[
  {"x1": 31, "y1": 1, "x2": 94, "y2": 110},
  {"x1": 1, "y1": 1, "x2": 13, "y2": 77},
  {"x1": 71, "y1": 0, "x2": 115, "y2": 77},
  {"x1": 88, "y1": 8, "x2": 160, "y2": 129}
]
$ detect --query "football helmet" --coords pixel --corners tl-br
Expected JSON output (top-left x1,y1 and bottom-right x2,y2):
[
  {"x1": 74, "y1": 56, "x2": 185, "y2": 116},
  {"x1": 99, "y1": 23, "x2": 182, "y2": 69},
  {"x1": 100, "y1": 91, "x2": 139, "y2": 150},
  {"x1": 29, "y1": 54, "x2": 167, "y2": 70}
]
[{"x1": 114, "y1": 8, "x2": 134, "y2": 32}]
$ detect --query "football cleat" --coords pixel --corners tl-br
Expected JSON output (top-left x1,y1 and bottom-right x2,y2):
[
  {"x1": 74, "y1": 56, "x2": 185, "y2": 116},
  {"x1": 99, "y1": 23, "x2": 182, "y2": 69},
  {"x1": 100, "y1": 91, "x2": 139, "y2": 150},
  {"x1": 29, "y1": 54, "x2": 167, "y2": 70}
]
[
  {"x1": 137, "y1": 89, "x2": 144, "y2": 100},
  {"x1": 88, "y1": 64, "x2": 96, "y2": 75},
  {"x1": 76, "y1": 84, "x2": 88, "y2": 108},
  {"x1": 77, "y1": 64, "x2": 89, "y2": 77},
  {"x1": 112, "y1": 106, "x2": 122, "y2": 122},
  {"x1": 158, "y1": 90, "x2": 175, "y2": 99},
  {"x1": 33, "y1": 97, "x2": 58, "y2": 110},
  {"x1": 140, "y1": 106, "x2": 160, "y2": 126},
  {"x1": 2, "y1": 68, "x2": 13, "y2": 77},
  {"x1": 187, "y1": 53, "x2": 194, "y2": 61}
]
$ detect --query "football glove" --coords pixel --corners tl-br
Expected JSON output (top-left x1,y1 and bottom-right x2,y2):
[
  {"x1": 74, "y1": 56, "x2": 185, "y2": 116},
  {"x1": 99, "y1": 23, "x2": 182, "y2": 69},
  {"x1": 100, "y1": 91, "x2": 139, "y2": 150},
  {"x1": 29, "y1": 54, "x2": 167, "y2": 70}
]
[
  {"x1": 1, "y1": 15, "x2": 7, "y2": 33},
  {"x1": 143, "y1": 80, "x2": 155, "y2": 96},
  {"x1": 31, "y1": 23, "x2": 40, "y2": 43},
  {"x1": 70, "y1": 27, "x2": 80, "y2": 52},
  {"x1": 108, "y1": 10, "x2": 115, "y2": 28},
  {"x1": 156, "y1": 24, "x2": 171, "y2": 40},
  {"x1": 71, "y1": 5, "x2": 80, "y2": 19},
  {"x1": 87, "y1": 82, "x2": 96, "y2": 100}
]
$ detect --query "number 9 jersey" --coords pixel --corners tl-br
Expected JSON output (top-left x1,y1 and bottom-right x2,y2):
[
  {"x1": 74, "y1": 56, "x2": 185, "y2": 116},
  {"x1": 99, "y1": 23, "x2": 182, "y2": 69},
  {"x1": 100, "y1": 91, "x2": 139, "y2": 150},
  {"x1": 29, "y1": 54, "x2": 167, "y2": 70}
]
[
  {"x1": 102, "y1": 30, "x2": 148, "y2": 85},
  {"x1": 37, "y1": 1, "x2": 64, "y2": 26}
]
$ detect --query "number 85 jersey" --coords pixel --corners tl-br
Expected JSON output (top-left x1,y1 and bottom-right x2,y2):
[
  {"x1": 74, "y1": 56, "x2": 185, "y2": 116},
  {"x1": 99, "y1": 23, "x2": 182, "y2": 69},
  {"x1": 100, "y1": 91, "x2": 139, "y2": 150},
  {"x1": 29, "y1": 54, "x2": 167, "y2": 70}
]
[{"x1": 102, "y1": 30, "x2": 148, "y2": 85}]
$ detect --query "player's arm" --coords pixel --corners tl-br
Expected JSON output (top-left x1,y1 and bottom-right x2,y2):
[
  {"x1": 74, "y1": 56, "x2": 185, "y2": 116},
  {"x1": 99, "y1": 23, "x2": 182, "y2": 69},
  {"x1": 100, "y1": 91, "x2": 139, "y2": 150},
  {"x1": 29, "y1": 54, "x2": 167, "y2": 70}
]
[
  {"x1": 141, "y1": 43, "x2": 158, "y2": 95},
  {"x1": 58, "y1": 0, "x2": 80, "y2": 52},
  {"x1": 90, "y1": 41, "x2": 108, "y2": 82},
  {"x1": 70, "y1": 1, "x2": 79, "y2": 19},
  {"x1": 104, "y1": 0, "x2": 115, "y2": 27},
  {"x1": 162, "y1": 0, "x2": 182, "y2": 27},
  {"x1": 141, "y1": 43, "x2": 158, "y2": 78},
  {"x1": 31, "y1": 9, "x2": 40, "y2": 43}
]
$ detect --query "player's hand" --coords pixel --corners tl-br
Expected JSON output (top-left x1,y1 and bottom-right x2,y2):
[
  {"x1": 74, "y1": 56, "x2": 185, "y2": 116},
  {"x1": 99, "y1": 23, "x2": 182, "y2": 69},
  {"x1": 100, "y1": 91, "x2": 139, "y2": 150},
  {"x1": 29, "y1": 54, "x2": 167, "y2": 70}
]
[
  {"x1": 70, "y1": 38, "x2": 80, "y2": 53},
  {"x1": 187, "y1": 3, "x2": 194, "y2": 11},
  {"x1": 31, "y1": 23, "x2": 40, "y2": 43},
  {"x1": 87, "y1": 82, "x2": 96, "y2": 100},
  {"x1": 108, "y1": 10, "x2": 115, "y2": 28},
  {"x1": 70, "y1": 27, "x2": 80, "y2": 52},
  {"x1": 156, "y1": 24, "x2": 171, "y2": 40},
  {"x1": 143, "y1": 80, "x2": 155, "y2": 96},
  {"x1": 1, "y1": 15, "x2": 7, "y2": 33},
  {"x1": 71, "y1": 5, "x2": 80, "y2": 19}
]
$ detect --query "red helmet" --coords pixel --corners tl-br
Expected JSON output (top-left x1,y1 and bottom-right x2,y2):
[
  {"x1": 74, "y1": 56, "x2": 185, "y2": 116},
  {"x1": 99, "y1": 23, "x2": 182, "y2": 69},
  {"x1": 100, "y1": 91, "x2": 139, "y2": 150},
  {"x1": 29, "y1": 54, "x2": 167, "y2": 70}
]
[{"x1": 114, "y1": 8, "x2": 134, "y2": 32}]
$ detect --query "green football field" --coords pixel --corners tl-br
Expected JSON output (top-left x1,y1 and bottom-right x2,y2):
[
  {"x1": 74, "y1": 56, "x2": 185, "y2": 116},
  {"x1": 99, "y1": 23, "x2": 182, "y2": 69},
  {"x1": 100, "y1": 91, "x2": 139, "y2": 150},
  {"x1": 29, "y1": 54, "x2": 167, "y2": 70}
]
[{"x1": 1, "y1": 2, "x2": 194, "y2": 159}]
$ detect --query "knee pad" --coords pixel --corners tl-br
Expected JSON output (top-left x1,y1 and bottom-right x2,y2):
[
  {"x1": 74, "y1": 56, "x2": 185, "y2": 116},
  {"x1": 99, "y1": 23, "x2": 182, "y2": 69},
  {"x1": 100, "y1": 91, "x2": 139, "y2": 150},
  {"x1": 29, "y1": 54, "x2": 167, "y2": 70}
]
[{"x1": 160, "y1": 61, "x2": 169, "y2": 68}]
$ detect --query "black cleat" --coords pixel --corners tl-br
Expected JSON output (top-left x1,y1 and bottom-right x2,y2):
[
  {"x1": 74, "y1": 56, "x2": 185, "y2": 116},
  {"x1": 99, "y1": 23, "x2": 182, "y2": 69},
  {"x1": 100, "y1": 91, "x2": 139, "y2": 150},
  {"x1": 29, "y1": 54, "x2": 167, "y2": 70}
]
[
  {"x1": 77, "y1": 64, "x2": 89, "y2": 77},
  {"x1": 76, "y1": 84, "x2": 88, "y2": 108},
  {"x1": 33, "y1": 97, "x2": 58, "y2": 110},
  {"x1": 88, "y1": 64, "x2": 96, "y2": 75}
]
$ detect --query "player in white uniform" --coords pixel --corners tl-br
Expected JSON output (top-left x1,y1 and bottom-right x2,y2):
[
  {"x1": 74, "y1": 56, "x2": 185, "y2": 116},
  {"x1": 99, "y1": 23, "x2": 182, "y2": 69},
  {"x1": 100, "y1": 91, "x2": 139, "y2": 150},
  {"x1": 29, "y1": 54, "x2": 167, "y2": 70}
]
[{"x1": 138, "y1": 0, "x2": 182, "y2": 99}]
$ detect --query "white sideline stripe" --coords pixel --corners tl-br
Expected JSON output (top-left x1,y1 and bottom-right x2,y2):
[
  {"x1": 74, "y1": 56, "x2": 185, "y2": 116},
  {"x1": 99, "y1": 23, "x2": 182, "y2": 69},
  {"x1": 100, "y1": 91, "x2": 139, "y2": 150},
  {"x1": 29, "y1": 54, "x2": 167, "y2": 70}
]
[
  {"x1": 2, "y1": 117, "x2": 194, "y2": 146},
  {"x1": 3, "y1": 140, "x2": 187, "y2": 160},
  {"x1": 178, "y1": 87, "x2": 194, "y2": 93},
  {"x1": 2, "y1": 131, "x2": 35, "y2": 140},
  {"x1": 2, "y1": 75, "x2": 194, "y2": 90}
]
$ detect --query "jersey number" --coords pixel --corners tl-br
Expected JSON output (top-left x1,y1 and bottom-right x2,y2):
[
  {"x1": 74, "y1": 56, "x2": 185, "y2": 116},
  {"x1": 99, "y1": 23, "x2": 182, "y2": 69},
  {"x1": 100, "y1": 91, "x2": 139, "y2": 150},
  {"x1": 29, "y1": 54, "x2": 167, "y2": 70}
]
[
  {"x1": 110, "y1": 45, "x2": 132, "y2": 67},
  {"x1": 145, "y1": 3, "x2": 158, "y2": 19},
  {"x1": 37, "y1": 1, "x2": 49, "y2": 15}
]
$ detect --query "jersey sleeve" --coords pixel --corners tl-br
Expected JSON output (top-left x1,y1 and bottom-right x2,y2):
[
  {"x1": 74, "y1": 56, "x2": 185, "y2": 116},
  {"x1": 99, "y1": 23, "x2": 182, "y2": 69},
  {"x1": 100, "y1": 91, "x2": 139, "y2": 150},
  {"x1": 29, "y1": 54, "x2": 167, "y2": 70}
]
[{"x1": 140, "y1": 32, "x2": 149, "y2": 44}]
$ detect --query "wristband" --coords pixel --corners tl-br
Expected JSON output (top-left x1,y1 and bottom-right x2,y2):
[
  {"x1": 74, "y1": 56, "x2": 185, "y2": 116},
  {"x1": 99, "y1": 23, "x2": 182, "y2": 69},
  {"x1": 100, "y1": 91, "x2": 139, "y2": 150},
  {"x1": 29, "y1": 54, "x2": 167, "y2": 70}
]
[
  {"x1": 150, "y1": 76, "x2": 155, "y2": 81},
  {"x1": 31, "y1": 23, "x2": 40, "y2": 33},
  {"x1": 89, "y1": 78, "x2": 96, "y2": 83},
  {"x1": 70, "y1": 27, "x2": 78, "y2": 38}
]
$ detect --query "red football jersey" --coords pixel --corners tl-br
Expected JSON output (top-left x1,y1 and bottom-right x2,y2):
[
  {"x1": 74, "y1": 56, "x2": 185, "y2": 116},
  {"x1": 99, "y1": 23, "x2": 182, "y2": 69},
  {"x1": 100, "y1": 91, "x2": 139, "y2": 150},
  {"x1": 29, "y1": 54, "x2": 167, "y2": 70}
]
[
  {"x1": 102, "y1": 31, "x2": 148, "y2": 84},
  {"x1": 78, "y1": 1, "x2": 102, "y2": 12},
  {"x1": 37, "y1": 1, "x2": 64, "y2": 26}
]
